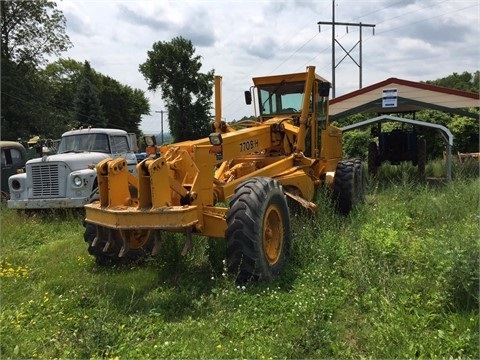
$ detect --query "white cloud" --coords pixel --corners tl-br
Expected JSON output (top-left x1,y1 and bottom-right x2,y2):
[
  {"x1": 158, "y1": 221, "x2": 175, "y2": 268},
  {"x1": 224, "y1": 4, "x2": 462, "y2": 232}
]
[{"x1": 54, "y1": 0, "x2": 480, "y2": 134}]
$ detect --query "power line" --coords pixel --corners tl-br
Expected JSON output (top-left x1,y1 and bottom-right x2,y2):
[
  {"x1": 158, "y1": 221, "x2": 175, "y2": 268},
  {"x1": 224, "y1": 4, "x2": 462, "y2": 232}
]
[
  {"x1": 318, "y1": 0, "x2": 376, "y2": 98},
  {"x1": 370, "y1": 3, "x2": 478, "y2": 38}
]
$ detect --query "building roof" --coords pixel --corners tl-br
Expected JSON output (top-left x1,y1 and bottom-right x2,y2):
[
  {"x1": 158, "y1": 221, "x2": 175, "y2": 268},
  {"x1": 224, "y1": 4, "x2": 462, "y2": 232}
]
[{"x1": 329, "y1": 77, "x2": 480, "y2": 121}]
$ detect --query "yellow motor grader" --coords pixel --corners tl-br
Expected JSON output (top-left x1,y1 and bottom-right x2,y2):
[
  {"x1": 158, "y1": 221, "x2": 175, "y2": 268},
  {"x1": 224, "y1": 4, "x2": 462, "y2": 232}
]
[{"x1": 83, "y1": 65, "x2": 365, "y2": 281}]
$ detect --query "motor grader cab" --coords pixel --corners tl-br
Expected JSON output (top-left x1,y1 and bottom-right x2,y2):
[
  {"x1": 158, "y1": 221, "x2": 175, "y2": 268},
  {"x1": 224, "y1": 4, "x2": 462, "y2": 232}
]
[{"x1": 83, "y1": 66, "x2": 365, "y2": 281}]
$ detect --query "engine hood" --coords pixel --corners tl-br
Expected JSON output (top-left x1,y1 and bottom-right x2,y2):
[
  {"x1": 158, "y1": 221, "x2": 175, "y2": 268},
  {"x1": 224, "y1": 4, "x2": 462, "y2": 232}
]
[{"x1": 26, "y1": 152, "x2": 110, "y2": 171}]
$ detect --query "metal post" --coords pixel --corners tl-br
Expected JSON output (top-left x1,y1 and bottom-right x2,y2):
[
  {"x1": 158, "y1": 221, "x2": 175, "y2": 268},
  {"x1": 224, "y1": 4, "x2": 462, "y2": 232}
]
[
  {"x1": 160, "y1": 110, "x2": 164, "y2": 144},
  {"x1": 155, "y1": 110, "x2": 168, "y2": 144},
  {"x1": 446, "y1": 143, "x2": 452, "y2": 182},
  {"x1": 332, "y1": 0, "x2": 336, "y2": 98},
  {"x1": 359, "y1": 22, "x2": 362, "y2": 89}
]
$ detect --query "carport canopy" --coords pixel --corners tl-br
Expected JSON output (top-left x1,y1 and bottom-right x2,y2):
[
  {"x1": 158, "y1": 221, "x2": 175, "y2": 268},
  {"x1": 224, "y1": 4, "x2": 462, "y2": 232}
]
[
  {"x1": 329, "y1": 77, "x2": 479, "y2": 121},
  {"x1": 329, "y1": 77, "x2": 479, "y2": 182}
]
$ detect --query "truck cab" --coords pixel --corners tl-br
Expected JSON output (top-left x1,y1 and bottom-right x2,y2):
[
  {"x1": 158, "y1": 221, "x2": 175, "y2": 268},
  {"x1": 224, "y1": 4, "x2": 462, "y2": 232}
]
[
  {"x1": 1, "y1": 141, "x2": 27, "y2": 200},
  {"x1": 8, "y1": 128, "x2": 137, "y2": 209}
]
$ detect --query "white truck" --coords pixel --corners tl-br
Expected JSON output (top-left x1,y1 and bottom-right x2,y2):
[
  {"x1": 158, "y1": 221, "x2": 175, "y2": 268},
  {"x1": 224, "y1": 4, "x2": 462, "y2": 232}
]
[{"x1": 8, "y1": 128, "x2": 138, "y2": 209}]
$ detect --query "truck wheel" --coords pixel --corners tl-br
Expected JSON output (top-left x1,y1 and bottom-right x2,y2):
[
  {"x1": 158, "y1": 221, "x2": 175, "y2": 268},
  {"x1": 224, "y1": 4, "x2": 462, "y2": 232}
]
[
  {"x1": 226, "y1": 177, "x2": 290, "y2": 282},
  {"x1": 333, "y1": 159, "x2": 363, "y2": 215},
  {"x1": 368, "y1": 142, "x2": 378, "y2": 176},
  {"x1": 417, "y1": 138, "x2": 426, "y2": 179},
  {"x1": 83, "y1": 223, "x2": 121, "y2": 266}
]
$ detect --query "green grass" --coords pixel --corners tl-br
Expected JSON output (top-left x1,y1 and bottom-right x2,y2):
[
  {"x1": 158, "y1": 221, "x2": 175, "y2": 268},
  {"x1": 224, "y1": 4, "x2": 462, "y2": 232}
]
[{"x1": 1, "y1": 175, "x2": 479, "y2": 359}]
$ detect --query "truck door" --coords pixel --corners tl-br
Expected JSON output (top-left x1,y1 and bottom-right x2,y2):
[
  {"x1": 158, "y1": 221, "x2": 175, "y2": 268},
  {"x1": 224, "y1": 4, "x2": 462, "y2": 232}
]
[{"x1": 1, "y1": 145, "x2": 26, "y2": 195}]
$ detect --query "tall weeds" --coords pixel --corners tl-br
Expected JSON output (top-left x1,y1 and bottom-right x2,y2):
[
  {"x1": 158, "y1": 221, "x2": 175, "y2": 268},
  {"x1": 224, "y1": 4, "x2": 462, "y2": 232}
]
[{"x1": 1, "y1": 173, "x2": 478, "y2": 359}]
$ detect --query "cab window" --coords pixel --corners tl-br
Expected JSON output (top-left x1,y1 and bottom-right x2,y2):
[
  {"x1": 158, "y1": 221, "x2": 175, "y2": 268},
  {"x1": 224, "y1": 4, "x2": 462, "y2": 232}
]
[
  {"x1": 110, "y1": 136, "x2": 130, "y2": 153},
  {"x1": 2, "y1": 148, "x2": 24, "y2": 166},
  {"x1": 258, "y1": 82, "x2": 308, "y2": 116}
]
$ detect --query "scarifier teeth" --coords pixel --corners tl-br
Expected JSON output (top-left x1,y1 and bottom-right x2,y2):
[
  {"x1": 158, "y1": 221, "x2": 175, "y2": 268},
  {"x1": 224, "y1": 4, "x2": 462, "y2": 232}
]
[
  {"x1": 118, "y1": 242, "x2": 129, "y2": 258},
  {"x1": 103, "y1": 239, "x2": 112, "y2": 253},
  {"x1": 91, "y1": 236, "x2": 99, "y2": 247}
]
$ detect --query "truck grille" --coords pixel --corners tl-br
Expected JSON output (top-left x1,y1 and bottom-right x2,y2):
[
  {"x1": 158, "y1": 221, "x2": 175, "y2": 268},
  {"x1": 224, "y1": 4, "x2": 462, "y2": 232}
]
[{"x1": 31, "y1": 164, "x2": 61, "y2": 197}]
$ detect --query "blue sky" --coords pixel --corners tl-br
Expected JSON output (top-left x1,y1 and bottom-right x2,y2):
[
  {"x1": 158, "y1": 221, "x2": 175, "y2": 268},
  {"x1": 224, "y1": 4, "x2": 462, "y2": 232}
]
[{"x1": 55, "y1": 0, "x2": 479, "y2": 133}]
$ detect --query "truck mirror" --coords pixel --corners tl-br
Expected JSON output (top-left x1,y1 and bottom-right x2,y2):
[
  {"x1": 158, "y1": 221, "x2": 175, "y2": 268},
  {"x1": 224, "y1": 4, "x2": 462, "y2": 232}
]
[
  {"x1": 319, "y1": 82, "x2": 330, "y2": 97},
  {"x1": 244, "y1": 90, "x2": 252, "y2": 105}
]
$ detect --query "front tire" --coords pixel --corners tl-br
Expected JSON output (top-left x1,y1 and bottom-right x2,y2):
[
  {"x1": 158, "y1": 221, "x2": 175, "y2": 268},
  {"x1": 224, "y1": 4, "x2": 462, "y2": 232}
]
[{"x1": 226, "y1": 177, "x2": 290, "y2": 282}]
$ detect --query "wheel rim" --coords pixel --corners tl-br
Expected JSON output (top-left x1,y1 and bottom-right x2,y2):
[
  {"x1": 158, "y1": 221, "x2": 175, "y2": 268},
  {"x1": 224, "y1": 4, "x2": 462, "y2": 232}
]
[
  {"x1": 263, "y1": 204, "x2": 283, "y2": 265},
  {"x1": 119, "y1": 229, "x2": 151, "y2": 249}
]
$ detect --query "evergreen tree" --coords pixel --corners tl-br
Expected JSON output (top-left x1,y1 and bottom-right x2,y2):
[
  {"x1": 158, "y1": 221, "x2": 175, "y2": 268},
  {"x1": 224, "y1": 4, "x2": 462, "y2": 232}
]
[{"x1": 73, "y1": 61, "x2": 106, "y2": 128}]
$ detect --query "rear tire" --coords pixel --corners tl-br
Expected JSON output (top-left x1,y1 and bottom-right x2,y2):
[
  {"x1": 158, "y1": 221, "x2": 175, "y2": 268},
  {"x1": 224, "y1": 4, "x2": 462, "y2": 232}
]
[
  {"x1": 226, "y1": 177, "x2": 290, "y2": 282},
  {"x1": 354, "y1": 158, "x2": 366, "y2": 203},
  {"x1": 333, "y1": 159, "x2": 365, "y2": 215}
]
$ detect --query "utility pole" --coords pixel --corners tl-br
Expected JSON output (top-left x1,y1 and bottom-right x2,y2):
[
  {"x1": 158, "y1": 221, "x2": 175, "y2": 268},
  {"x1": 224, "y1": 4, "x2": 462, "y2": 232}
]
[
  {"x1": 318, "y1": 0, "x2": 375, "y2": 98},
  {"x1": 154, "y1": 110, "x2": 168, "y2": 144}
]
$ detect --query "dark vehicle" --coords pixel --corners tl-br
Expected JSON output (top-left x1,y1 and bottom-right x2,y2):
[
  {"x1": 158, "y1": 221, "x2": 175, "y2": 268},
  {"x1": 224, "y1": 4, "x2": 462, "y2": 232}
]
[
  {"x1": 368, "y1": 124, "x2": 426, "y2": 178},
  {"x1": 1, "y1": 141, "x2": 27, "y2": 200}
]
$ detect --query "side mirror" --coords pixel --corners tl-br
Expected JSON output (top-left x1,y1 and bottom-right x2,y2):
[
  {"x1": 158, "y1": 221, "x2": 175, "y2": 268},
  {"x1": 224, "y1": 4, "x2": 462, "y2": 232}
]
[
  {"x1": 244, "y1": 90, "x2": 252, "y2": 105},
  {"x1": 144, "y1": 135, "x2": 156, "y2": 146},
  {"x1": 319, "y1": 82, "x2": 330, "y2": 97}
]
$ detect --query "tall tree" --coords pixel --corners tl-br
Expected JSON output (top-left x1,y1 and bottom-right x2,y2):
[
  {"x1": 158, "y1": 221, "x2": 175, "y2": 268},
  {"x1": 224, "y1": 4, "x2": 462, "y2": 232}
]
[
  {"x1": 73, "y1": 61, "x2": 106, "y2": 128},
  {"x1": 1, "y1": 0, "x2": 71, "y2": 66},
  {"x1": 139, "y1": 36, "x2": 214, "y2": 142},
  {"x1": 1, "y1": 0, "x2": 72, "y2": 140}
]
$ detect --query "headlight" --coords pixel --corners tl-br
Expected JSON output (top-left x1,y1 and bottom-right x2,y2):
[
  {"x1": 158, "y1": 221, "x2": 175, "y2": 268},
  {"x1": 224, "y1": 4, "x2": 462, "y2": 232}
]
[
  {"x1": 11, "y1": 179, "x2": 21, "y2": 190},
  {"x1": 209, "y1": 133, "x2": 223, "y2": 146},
  {"x1": 73, "y1": 175, "x2": 83, "y2": 187}
]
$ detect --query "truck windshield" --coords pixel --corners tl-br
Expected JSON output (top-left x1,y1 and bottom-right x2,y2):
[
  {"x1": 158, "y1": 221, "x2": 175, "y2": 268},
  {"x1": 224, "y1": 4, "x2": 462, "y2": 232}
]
[
  {"x1": 258, "y1": 81, "x2": 308, "y2": 116},
  {"x1": 57, "y1": 133, "x2": 110, "y2": 154}
]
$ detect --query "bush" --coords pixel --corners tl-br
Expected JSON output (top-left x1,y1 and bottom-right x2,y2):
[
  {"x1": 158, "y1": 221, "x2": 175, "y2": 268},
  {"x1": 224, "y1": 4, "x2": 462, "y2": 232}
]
[{"x1": 342, "y1": 130, "x2": 370, "y2": 159}]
